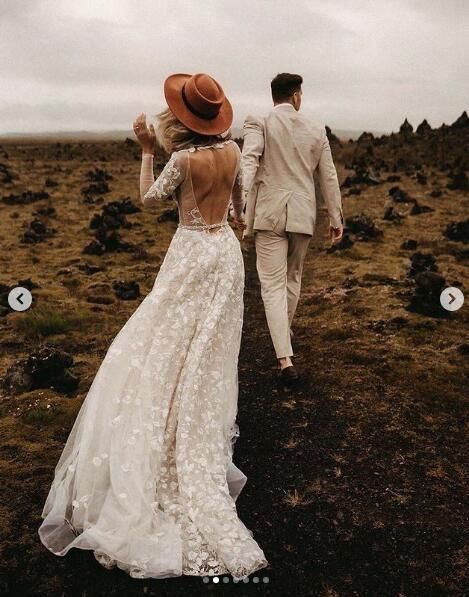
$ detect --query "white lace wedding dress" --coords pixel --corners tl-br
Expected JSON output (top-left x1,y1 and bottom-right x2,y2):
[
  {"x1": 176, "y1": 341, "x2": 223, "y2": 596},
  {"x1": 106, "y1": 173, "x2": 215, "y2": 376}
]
[{"x1": 38, "y1": 139, "x2": 269, "y2": 580}]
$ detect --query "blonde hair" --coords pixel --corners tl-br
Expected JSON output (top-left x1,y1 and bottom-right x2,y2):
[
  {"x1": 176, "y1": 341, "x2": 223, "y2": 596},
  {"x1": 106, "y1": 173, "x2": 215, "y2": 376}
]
[{"x1": 154, "y1": 108, "x2": 231, "y2": 154}]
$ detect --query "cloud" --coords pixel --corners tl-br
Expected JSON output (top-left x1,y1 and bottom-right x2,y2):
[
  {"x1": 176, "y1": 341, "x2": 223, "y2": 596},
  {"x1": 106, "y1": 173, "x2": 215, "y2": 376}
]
[{"x1": 0, "y1": 0, "x2": 467, "y2": 134}]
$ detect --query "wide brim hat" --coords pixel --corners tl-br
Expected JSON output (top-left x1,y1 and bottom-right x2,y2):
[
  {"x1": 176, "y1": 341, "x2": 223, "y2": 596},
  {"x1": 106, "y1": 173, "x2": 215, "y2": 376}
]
[{"x1": 164, "y1": 73, "x2": 233, "y2": 136}]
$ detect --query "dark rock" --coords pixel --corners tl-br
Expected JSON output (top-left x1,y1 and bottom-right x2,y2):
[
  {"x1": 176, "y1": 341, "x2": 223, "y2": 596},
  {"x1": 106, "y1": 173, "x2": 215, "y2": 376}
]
[
  {"x1": 368, "y1": 317, "x2": 409, "y2": 333},
  {"x1": 341, "y1": 167, "x2": 381, "y2": 188},
  {"x1": 325, "y1": 126, "x2": 341, "y2": 145},
  {"x1": 383, "y1": 202, "x2": 403, "y2": 221},
  {"x1": 399, "y1": 118, "x2": 414, "y2": 136},
  {"x1": 357, "y1": 131, "x2": 375, "y2": 143},
  {"x1": 33, "y1": 205, "x2": 56, "y2": 217},
  {"x1": 106, "y1": 198, "x2": 140, "y2": 214},
  {"x1": 157, "y1": 207, "x2": 179, "y2": 223},
  {"x1": 386, "y1": 174, "x2": 401, "y2": 182},
  {"x1": 407, "y1": 271, "x2": 447, "y2": 318},
  {"x1": 112, "y1": 280, "x2": 140, "y2": 300},
  {"x1": 457, "y1": 343, "x2": 469, "y2": 356},
  {"x1": 345, "y1": 214, "x2": 383, "y2": 240},
  {"x1": 83, "y1": 239, "x2": 106, "y2": 255},
  {"x1": 2, "y1": 346, "x2": 79, "y2": 394},
  {"x1": 430, "y1": 189, "x2": 442, "y2": 198},
  {"x1": 401, "y1": 239, "x2": 418, "y2": 250},
  {"x1": 444, "y1": 219, "x2": 469, "y2": 243},
  {"x1": 326, "y1": 234, "x2": 354, "y2": 253},
  {"x1": 416, "y1": 172, "x2": 427, "y2": 185},
  {"x1": 346, "y1": 187, "x2": 361, "y2": 196},
  {"x1": 409, "y1": 201, "x2": 434, "y2": 215},
  {"x1": 0, "y1": 162, "x2": 16, "y2": 183},
  {"x1": 388, "y1": 186, "x2": 415, "y2": 203},
  {"x1": 447, "y1": 170, "x2": 468, "y2": 191},
  {"x1": 81, "y1": 180, "x2": 111, "y2": 199},
  {"x1": 17, "y1": 278, "x2": 40, "y2": 290},
  {"x1": 409, "y1": 252, "x2": 438, "y2": 277},
  {"x1": 416, "y1": 119, "x2": 432, "y2": 135},
  {"x1": 21, "y1": 218, "x2": 56, "y2": 243},
  {"x1": 45, "y1": 177, "x2": 58, "y2": 187},
  {"x1": 85, "y1": 167, "x2": 113, "y2": 182},
  {"x1": 76, "y1": 263, "x2": 104, "y2": 275},
  {"x1": 451, "y1": 110, "x2": 469, "y2": 129},
  {"x1": 2, "y1": 190, "x2": 49, "y2": 205}
]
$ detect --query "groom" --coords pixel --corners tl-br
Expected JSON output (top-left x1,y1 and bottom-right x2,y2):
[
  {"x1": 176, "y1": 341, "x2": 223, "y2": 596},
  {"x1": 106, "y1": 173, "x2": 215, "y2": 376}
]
[{"x1": 239, "y1": 73, "x2": 344, "y2": 384}]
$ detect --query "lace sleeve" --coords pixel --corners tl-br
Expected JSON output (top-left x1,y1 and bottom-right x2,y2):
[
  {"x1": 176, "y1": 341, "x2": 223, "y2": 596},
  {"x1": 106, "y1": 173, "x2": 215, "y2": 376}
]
[{"x1": 140, "y1": 152, "x2": 184, "y2": 207}]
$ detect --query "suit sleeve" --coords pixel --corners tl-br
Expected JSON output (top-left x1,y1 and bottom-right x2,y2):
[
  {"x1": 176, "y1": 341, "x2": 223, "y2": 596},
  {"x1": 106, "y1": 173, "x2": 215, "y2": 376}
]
[
  {"x1": 241, "y1": 114, "x2": 265, "y2": 199},
  {"x1": 317, "y1": 127, "x2": 344, "y2": 229}
]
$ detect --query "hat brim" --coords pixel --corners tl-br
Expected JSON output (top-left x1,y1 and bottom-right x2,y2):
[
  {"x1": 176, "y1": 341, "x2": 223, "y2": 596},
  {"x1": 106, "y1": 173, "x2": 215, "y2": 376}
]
[{"x1": 164, "y1": 73, "x2": 233, "y2": 136}]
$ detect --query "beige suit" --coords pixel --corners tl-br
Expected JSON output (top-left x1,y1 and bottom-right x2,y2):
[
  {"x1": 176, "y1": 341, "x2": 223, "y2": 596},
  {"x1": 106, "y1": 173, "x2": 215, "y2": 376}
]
[{"x1": 241, "y1": 103, "x2": 344, "y2": 358}]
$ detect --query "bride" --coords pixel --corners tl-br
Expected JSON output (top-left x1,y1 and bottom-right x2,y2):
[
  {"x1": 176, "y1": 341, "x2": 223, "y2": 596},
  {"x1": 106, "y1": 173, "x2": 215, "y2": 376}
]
[{"x1": 38, "y1": 72, "x2": 269, "y2": 580}]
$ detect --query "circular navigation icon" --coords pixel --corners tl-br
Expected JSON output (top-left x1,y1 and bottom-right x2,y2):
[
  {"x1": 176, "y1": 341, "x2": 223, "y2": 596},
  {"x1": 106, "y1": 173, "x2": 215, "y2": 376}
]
[
  {"x1": 8, "y1": 286, "x2": 33, "y2": 312},
  {"x1": 440, "y1": 287, "x2": 464, "y2": 312}
]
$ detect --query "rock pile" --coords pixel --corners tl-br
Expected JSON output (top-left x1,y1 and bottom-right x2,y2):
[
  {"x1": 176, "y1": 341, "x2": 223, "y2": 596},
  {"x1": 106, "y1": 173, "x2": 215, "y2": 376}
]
[{"x1": 2, "y1": 346, "x2": 79, "y2": 394}]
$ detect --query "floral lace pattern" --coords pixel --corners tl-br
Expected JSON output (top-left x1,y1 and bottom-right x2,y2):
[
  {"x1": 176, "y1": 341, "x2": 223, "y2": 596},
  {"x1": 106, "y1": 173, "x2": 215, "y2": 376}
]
[
  {"x1": 143, "y1": 153, "x2": 183, "y2": 203},
  {"x1": 38, "y1": 220, "x2": 268, "y2": 580}
]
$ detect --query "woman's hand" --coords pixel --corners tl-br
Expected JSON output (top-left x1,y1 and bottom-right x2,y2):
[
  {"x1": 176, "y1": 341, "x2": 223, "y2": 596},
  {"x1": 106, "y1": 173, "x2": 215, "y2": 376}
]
[{"x1": 133, "y1": 112, "x2": 156, "y2": 155}]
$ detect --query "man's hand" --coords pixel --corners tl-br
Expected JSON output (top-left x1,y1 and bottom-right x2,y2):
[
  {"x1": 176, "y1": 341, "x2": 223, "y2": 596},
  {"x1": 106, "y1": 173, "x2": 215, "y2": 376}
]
[
  {"x1": 232, "y1": 215, "x2": 247, "y2": 231},
  {"x1": 133, "y1": 112, "x2": 156, "y2": 155},
  {"x1": 329, "y1": 225, "x2": 343, "y2": 245}
]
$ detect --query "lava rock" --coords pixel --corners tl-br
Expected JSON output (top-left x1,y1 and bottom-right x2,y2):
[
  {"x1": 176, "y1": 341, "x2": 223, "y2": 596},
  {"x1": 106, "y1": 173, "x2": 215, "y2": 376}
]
[
  {"x1": 406, "y1": 271, "x2": 447, "y2": 317},
  {"x1": 416, "y1": 172, "x2": 427, "y2": 185},
  {"x1": 416, "y1": 119, "x2": 432, "y2": 135},
  {"x1": 399, "y1": 118, "x2": 414, "y2": 136},
  {"x1": 0, "y1": 162, "x2": 16, "y2": 183},
  {"x1": 341, "y1": 167, "x2": 381, "y2": 188},
  {"x1": 17, "y1": 277, "x2": 40, "y2": 290},
  {"x1": 345, "y1": 214, "x2": 383, "y2": 240},
  {"x1": 85, "y1": 167, "x2": 113, "y2": 182},
  {"x1": 409, "y1": 201, "x2": 434, "y2": 215},
  {"x1": 112, "y1": 280, "x2": 140, "y2": 300},
  {"x1": 157, "y1": 207, "x2": 179, "y2": 223},
  {"x1": 408, "y1": 252, "x2": 438, "y2": 277},
  {"x1": 33, "y1": 205, "x2": 57, "y2": 217},
  {"x1": 401, "y1": 239, "x2": 418, "y2": 250},
  {"x1": 451, "y1": 110, "x2": 469, "y2": 129},
  {"x1": 447, "y1": 170, "x2": 468, "y2": 191},
  {"x1": 2, "y1": 346, "x2": 79, "y2": 394},
  {"x1": 383, "y1": 201, "x2": 403, "y2": 221},
  {"x1": 326, "y1": 233, "x2": 354, "y2": 253},
  {"x1": 81, "y1": 180, "x2": 111, "y2": 199},
  {"x1": 444, "y1": 219, "x2": 469, "y2": 243},
  {"x1": 76, "y1": 263, "x2": 104, "y2": 275},
  {"x1": 388, "y1": 186, "x2": 415, "y2": 203},
  {"x1": 2, "y1": 190, "x2": 49, "y2": 205},
  {"x1": 106, "y1": 198, "x2": 140, "y2": 214},
  {"x1": 21, "y1": 218, "x2": 56, "y2": 243},
  {"x1": 457, "y1": 343, "x2": 469, "y2": 356},
  {"x1": 83, "y1": 239, "x2": 106, "y2": 255}
]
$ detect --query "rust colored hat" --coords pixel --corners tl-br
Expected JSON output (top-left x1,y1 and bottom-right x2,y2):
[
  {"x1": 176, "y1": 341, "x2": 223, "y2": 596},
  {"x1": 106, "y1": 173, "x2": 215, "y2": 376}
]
[{"x1": 164, "y1": 73, "x2": 233, "y2": 135}]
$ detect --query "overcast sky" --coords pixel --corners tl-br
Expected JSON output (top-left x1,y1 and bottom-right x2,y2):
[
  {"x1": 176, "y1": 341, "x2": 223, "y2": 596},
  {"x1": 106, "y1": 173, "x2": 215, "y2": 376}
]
[{"x1": 0, "y1": 0, "x2": 467, "y2": 135}]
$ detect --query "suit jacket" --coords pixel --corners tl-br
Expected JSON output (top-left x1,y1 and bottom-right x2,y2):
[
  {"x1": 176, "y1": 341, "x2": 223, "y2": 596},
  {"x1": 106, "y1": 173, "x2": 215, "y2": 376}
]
[{"x1": 241, "y1": 103, "x2": 344, "y2": 237}]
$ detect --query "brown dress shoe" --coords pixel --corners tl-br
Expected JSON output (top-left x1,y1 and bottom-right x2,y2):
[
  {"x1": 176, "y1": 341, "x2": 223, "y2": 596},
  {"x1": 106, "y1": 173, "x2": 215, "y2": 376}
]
[{"x1": 279, "y1": 365, "x2": 299, "y2": 385}]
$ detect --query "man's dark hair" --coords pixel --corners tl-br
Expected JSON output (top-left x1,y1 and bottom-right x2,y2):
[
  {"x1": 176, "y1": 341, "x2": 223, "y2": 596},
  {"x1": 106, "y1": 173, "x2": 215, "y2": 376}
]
[{"x1": 270, "y1": 73, "x2": 303, "y2": 103}]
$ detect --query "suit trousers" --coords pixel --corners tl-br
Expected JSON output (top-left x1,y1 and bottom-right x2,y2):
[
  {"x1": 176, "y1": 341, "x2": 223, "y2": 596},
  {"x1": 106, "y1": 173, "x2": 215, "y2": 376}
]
[{"x1": 254, "y1": 207, "x2": 312, "y2": 359}]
